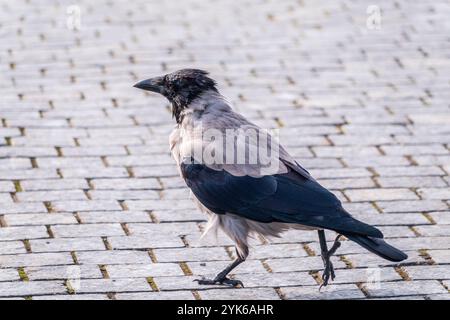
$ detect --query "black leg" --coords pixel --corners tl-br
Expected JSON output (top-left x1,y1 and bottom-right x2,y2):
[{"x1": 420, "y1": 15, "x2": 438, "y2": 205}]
[
  {"x1": 318, "y1": 230, "x2": 342, "y2": 289},
  {"x1": 194, "y1": 251, "x2": 245, "y2": 288}
]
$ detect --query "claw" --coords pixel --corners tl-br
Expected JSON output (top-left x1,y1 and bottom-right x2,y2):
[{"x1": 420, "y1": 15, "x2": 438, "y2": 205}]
[{"x1": 194, "y1": 276, "x2": 244, "y2": 288}]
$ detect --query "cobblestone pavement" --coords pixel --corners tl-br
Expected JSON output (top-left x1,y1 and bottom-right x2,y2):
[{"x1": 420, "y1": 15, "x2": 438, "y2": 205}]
[{"x1": 0, "y1": 0, "x2": 449, "y2": 300}]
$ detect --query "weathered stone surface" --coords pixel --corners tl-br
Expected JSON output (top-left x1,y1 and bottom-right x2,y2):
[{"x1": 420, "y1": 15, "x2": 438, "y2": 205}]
[{"x1": 0, "y1": 0, "x2": 448, "y2": 300}]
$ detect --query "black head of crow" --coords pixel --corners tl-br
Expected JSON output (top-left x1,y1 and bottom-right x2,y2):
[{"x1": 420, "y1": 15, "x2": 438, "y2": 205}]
[
  {"x1": 134, "y1": 69, "x2": 217, "y2": 123},
  {"x1": 134, "y1": 69, "x2": 408, "y2": 289}
]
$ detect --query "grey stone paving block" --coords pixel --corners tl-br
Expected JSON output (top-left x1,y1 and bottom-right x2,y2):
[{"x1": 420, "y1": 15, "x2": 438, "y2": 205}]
[
  {"x1": 417, "y1": 188, "x2": 450, "y2": 200},
  {"x1": 0, "y1": 268, "x2": 21, "y2": 282},
  {"x1": 0, "y1": 158, "x2": 32, "y2": 170},
  {"x1": 381, "y1": 145, "x2": 449, "y2": 156},
  {"x1": 115, "y1": 291, "x2": 194, "y2": 300},
  {"x1": 16, "y1": 190, "x2": 87, "y2": 202},
  {"x1": 26, "y1": 265, "x2": 103, "y2": 280},
  {"x1": 0, "y1": 202, "x2": 48, "y2": 214},
  {"x1": 249, "y1": 244, "x2": 310, "y2": 260},
  {"x1": 313, "y1": 146, "x2": 379, "y2": 158},
  {"x1": 71, "y1": 278, "x2": 152, "y2": 294},
  {"x1": 107, "y1": 263, "x2": 184, "y2": 278},
  {"x1": 127, "y1": 222, "x2": 200, "y2": 237},
  {"x1": 30, "y1": 237, "x2": 106, "y2": 253},
  {"x1": 376, "y1": 176, "x2": 447, "y2": 188},
  {"x1": 78, "y1": 211, "x2": 151, "y2": 223},
  {"x1": 52, "y1": 223, "x2": 125, "y2": 238},
  {"x1": 107, "y1": 155, "x2": 174, "y2": 166},
  {"x1": 388, "y1": 237, "x2": 450, "y2": 251},
  {"x1": 0, "y1": 128, "x2": 21, "y2": 137},
  {"x1": 344, "y1": 251, "x2": 423, "y2": 268},
  {"x1": 152, "y1": 209, "x2": 206, "y2": 222},
  {"x1": 428, "y1": 212, "x2": 450, "y2": 224},
  {"x1": 405, "y1": 265, "x2": 450, "y2": 280},
  {"x1": 426, "y1": 293, "x2": 450, "y2": 300},
  {"x1": 0, "y1": 281, "x2": 67, "y2": 297},
  {"x1": 153, "y1": 247, "x2": 230, "y2": 263},
  {"x1": 375, "y1": 166, "x2": 445, "y2": 177},
  {"x1": 62, "y1": 146, "x2": 128, "y2": 157},
  {"x1": 376, "y1": 200, "x2": 448, "y2": 213},
  {"x1": 0, "y1": 147, "x2": 57, "y2": 157},
  {"x1": 414, "y1": 155, "x2": 450, "y2": 166},
  {"x1": 108, "y1": 235, "x2": 185, "y2": 249},
  {"x1": 342, "y1": 156, "x2": 410, "y2": 168},
  {"x1": 0, "y1": 193, "x2": 13, "y2": 204},
  {"x1": 279, "y1": 135, "x2": 329, "y2": 147},
  {"x1": 92, "y1": 178, "x2": 161, "y2": 190},
  {"x1": 127, "y1": 145, "x2": 171, "y2": 156},
  {"x1": 330, "y1": 267, "x2": 402, "y2": 284},
  {"x1": 0, "y1": 252, "x2": 73, "y2": 268},
  {"x1": 369, "y1": 295, "x2": 426, "y2": 300},
  {"x1": 89, "y1": 190, "x2": 160, "y2": 201},
  {"x1": 345, "y1": 188, "x2": 419, "y2": 202},
  {"x1": 0, "y1": 169, "x2": 59, "y2": 180},
  {"x1": 61, "y1": 167, "x2": 129, "y2": 179},
  {"x1": 319, "y1": 178, "x2": 376, "y2": 190},
  {"x1": 33, "y1": 294, "x2": 109, "y2": 300},
  {"x1": 20, "y1": 179, "x2": 89, "y2": 191},
  {"x1": 310, "y1": 168, "x2": 371, "y2": 179},
  {"x1": 329, "y1": 135, "x2": 394, "y2": 146},
  {"x1": 295, "y1": 158, "x2": 343, "y2": 169},
  {"x1": 76, "y1": 250, "x2": 151, "y2": 265},
  {"x1": 266, "y1": 256, "x2": 347, "y2": 273},
  {"x1": 377, "y1": 226, "x2": 416, "y2": 238},
  {"x1": 159, "y1": 177, "x2": 187, "y2": 189},
  {"x1": 0, "y1": 241, "x2": 27, "y2": 255},
  {"x1": 352, "y1": 212, "x2": 429, "y2": 226},
  {"x1": 343, "y1": 125, "x2": 408, "y2": 135},
  {"x1": 4, "y1": 213, "x2": 78, "y2": 226},
  {"x1": 133, "y1": 165, "x2": 179, "y2": 178},
  {"x1": 200, "y1": 288, "x2": 280, "y2": 300},
  {"x1": 281, "y1": 284, "x2": 365, "y2": 300},
  {"x1": 36, "y1": 157, "x2": 105, "y2": 169},
  {"x1": 162, "y1": 188, "x2": 191, "y2": 200},
  {"x1": 0, "y1": 226, "x2": 48, "y2": 241},
  {"x1": 126, "y1": 199, "x2": 197, "y2": 211},
  {"x1": 342, "y1": 202, "x2": 379, "y2": 215},
  {"x1": 0, "y1": 181, "x2": 15, "y2": 193},
  {"x1": 428, "y1": 250, "x2": 450, "y2": 264},
  {"x1": 415, "y1": 225, "x2": 450, "y2": 237},
  {"x1": 78, "y1": 137, "x2": 143, "y2": 146},
  {"x1": 52, "y1": 200, "x2": 122, "y2": 212},
  {"x1": 365, "y1": 280, "x2": 447, "y2": 298}
]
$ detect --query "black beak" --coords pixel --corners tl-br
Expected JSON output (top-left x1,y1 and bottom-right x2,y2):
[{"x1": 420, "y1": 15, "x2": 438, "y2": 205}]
[{"x1": 133, "y1": 77, "x2": 164, "y2": 94}]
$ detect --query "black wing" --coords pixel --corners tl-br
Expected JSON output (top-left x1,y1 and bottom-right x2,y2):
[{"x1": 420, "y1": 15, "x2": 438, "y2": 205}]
[{"x1": 181, "y1": 161, "x2": 383, "y2": 238}]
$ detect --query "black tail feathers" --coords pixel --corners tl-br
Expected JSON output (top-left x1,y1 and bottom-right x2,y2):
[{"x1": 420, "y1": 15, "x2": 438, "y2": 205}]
[{"x1": 344, "y1": 233, "x2": 408, "y2": 262}]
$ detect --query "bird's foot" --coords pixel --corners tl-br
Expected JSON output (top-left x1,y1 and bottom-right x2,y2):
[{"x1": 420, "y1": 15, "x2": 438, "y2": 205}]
[
  {"x1": 320, "y1": 256, "x2": 336, "y2": 290},
  {"x1": 319, "y1": 235, "x2": 342, "y2": 290},
  {"x1": 194, "y1": 276, "x2": 244, "y2": 288}
]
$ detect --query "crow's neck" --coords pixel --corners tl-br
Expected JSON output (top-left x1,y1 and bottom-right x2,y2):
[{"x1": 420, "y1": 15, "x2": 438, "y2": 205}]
[{"x1": 177, "y1": 90, "x2": 229, "y2": 126}]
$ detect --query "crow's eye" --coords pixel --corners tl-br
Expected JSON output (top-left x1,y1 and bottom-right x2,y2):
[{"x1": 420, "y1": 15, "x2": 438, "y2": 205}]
[{"x1": 172, "y1": 79, "x2": 183, "y2": 88}]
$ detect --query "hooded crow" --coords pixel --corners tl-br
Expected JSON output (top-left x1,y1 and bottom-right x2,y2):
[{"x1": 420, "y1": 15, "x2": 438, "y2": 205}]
[{"x1": 134, "y1": 69, "x2": 407, "y2": 288}]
